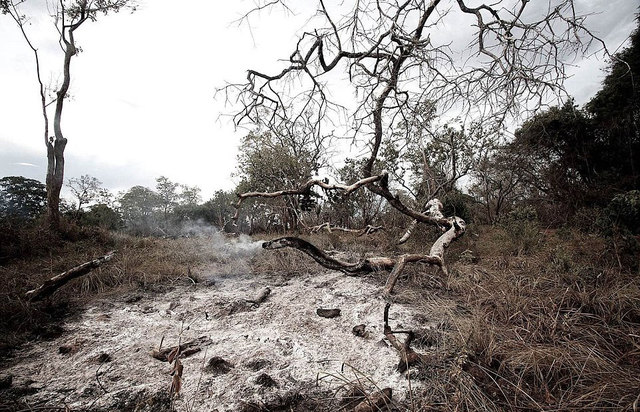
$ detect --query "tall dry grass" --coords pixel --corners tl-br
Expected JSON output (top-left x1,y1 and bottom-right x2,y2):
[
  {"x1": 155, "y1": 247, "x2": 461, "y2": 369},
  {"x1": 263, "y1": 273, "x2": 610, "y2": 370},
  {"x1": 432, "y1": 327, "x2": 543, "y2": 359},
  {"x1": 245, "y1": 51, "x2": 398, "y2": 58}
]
[
  {"x1": 0, "y1": 223, "x2": 219, "y2": 354},
  {"x1": 252, "y1": 227, "x2": 640, "y2": 411}
]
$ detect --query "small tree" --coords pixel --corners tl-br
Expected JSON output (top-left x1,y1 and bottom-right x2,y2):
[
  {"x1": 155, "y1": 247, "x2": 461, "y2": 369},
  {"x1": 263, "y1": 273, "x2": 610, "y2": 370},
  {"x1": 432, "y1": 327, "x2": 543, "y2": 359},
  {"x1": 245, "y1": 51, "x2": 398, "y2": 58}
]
[
  {"x1": 67, "y1": 174, "x2": 110, "y2": 216},
  {"x1": 179, "y1": 185, "x2": 202, "y2": 206},
  {"x1": 235, "y1": 130, "x2": 326, "y2": 232},
  {"x1": 118, "y1": 185, "x2": 161, "y2": 235},
  {"x1": 155, "y1": 176, "x2": 180, "y2": 221}
]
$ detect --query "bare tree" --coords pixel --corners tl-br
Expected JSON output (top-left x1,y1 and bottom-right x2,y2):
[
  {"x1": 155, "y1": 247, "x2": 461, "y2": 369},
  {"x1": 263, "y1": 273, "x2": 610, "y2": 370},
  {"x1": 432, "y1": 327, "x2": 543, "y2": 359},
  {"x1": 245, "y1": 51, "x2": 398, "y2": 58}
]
[
  {"x1": 222, "y1": 0, "x2": 609, "y2": 292},
  {"x1": 67, "y1": 174, "x2": 109, "y2": 216},
  {"x1": 2, "y1": 0, "x2": 135, "y2": 230}
]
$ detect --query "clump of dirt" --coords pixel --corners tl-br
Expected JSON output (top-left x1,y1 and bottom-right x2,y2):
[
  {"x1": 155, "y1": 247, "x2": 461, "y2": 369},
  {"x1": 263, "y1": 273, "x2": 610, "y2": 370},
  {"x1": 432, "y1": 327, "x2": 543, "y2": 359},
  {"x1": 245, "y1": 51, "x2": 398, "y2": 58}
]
[
  {"x1": 254, "y1": 372, "x2": 278, "y2": 388},
  {"x1": 205, "y1": 356, "x2": 233, "y2": 376}
]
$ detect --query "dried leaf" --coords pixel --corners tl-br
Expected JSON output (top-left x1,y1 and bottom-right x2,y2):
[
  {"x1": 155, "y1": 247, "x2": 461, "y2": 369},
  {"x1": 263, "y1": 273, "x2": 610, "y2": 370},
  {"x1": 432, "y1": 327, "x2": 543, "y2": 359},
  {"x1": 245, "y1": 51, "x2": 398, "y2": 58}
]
[
  {"x1": 170, "y1": 374, "x2": 182, "y2": 396},
  {"x1": 167, "y1": 347, "x2": 179, "y2": 364},
  {"x1": 171, "y1": 359, "x2": 184, "y2": 377}
]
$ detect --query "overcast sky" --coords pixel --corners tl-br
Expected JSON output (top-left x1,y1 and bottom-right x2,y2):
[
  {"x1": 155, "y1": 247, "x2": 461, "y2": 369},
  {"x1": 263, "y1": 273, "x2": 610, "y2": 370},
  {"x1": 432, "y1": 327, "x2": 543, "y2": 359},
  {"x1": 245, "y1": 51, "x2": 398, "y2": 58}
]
[{"x1": 0, "y1": 0, "x2": 637, "y2": 200}]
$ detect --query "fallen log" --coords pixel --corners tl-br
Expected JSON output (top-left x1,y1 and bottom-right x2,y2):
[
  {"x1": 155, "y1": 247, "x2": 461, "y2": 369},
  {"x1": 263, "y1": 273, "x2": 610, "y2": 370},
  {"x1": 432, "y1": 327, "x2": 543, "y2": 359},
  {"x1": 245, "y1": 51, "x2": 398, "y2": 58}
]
[
  {"x1": 25, "y1": 251, "x2": 115, "y2": 302},
  {"x1": 308, "y1": 223, "x2": 384, "y2": 236},
  {"x1": 263, "y1": 237, "x2": 441, "y2": 274},
  {"x1": 262, "y1": 236, "x2": 455, "y2": 294}
]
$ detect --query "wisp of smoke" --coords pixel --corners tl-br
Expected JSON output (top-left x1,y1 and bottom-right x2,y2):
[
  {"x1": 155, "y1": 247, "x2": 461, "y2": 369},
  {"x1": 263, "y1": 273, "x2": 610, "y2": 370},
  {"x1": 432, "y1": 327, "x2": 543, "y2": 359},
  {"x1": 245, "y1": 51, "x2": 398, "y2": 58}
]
[{"x1": 175, "y1": 219, "x2": 264, "y2": 260}]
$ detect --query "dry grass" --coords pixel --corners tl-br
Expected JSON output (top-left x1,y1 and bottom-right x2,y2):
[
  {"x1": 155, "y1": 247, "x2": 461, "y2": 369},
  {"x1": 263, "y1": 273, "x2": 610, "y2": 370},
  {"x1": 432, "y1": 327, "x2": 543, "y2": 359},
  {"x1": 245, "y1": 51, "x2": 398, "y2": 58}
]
[
  {"x1": 0, "y1": 224, "x2": 221, "y2": 354},
  {"x1": 253, "y1": 227, "x2": 640, "y2": 411},
  {"x1": 2, "y1": 224, "x2": 638, "y2": 411},
  {"x1": 427, "y1": 229, "x2": 639, "y2": 411}
]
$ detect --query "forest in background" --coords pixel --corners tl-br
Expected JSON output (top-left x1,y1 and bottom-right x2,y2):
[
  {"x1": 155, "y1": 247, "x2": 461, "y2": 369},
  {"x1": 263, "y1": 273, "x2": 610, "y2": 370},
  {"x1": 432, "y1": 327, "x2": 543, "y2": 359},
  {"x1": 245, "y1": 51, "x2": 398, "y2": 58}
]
[{"x1": 2, "y1": 17, "x2": 638, "y2": 268}]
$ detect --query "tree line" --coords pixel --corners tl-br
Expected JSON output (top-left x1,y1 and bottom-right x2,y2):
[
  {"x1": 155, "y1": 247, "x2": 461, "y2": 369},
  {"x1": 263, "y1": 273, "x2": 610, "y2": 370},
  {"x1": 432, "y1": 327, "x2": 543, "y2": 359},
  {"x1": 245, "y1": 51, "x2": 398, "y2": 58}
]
[
  {"x1": 2, "y1": 17, "x2": 639, "y2": 240},
  {"x1": 1, "y1": 1, "x2": 638, "y2": 245}
]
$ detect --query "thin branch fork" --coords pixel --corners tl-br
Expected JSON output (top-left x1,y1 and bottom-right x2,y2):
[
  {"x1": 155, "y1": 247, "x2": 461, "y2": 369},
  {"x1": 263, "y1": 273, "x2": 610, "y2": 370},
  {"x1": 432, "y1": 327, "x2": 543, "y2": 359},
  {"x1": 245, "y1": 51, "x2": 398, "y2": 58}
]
[{"x1": 383, "y1": 303, "x2": 430, "y2": 373}]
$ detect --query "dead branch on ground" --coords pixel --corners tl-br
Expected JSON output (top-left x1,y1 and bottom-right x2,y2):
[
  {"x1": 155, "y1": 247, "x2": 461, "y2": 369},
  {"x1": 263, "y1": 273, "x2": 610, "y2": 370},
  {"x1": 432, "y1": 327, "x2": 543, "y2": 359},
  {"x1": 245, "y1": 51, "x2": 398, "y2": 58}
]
[
  {"x1": 245, "y1": 287, "x2": 271, "y2": 306},
  {"x1": 263, "y1": 224, "x2": 464, "y2": 294},
  {"x1": 25, "y1": 251, "x2": 115, "y2": 302},
  {"x1": 151, "y1": 336, "x2": 212, "y2": 362},
  {"x1": 383, "y1": 303, "x2": 430, "y2": 373}
]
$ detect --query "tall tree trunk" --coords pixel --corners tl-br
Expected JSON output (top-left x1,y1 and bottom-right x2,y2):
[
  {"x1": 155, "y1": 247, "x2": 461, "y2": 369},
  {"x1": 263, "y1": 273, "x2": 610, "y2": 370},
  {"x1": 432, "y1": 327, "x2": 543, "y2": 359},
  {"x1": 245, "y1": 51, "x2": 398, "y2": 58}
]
[{"x1": 47, "y1": 30, "x2": 75, "y2": 230}]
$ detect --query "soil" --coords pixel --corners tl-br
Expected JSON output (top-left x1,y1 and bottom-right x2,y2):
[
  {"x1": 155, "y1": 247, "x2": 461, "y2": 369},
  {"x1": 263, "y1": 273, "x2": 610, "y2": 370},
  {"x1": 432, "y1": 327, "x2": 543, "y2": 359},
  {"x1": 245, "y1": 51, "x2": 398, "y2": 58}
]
[{"x1": 0, "y1": 266, "x2": 439, "y2": 411}]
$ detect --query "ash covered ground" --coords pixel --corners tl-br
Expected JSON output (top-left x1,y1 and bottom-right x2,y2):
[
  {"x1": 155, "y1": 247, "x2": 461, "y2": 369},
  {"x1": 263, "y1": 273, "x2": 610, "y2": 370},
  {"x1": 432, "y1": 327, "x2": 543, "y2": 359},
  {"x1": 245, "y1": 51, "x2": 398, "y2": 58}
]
[{"x1": 1, "y1": 240, "x2": 443, "y2": 411}]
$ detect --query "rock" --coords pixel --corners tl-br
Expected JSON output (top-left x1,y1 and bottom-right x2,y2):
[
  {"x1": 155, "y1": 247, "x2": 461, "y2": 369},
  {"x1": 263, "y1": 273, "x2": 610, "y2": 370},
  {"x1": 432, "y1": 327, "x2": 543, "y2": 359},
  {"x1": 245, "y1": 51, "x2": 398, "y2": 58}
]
[
  {"x1": 95, "y1": 352, "x2": 112, "y2": 363},
  {"x1": 352, "y1": 324, "x2": 367, "y2": 337},
  {"x1": 316, "y1": 308, "x2": 341, "y2": 318},
  {"x1": 124, "y1": 294, "x2": 142, "y2": 303},
  {"x1": 59, "y1": 342, "x2": 80, "y2": 355}
]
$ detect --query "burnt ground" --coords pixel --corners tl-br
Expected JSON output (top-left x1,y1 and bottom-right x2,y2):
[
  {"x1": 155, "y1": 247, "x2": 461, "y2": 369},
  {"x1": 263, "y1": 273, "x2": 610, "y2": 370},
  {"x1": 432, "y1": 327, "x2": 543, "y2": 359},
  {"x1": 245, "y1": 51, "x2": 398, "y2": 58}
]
[{"x1": 0, "y1": 266, "x2": 444, "y2": 411}]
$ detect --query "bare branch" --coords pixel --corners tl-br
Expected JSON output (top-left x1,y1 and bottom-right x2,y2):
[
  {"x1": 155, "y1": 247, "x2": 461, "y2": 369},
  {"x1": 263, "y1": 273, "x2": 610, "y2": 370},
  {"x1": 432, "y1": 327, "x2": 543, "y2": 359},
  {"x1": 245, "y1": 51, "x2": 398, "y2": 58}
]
[
  {"x1": 308, "y1": 223, "x2": 383, "y2": 236},
  {"x1": 233, "y1": 174, "x2": 382, "y2": 221}
]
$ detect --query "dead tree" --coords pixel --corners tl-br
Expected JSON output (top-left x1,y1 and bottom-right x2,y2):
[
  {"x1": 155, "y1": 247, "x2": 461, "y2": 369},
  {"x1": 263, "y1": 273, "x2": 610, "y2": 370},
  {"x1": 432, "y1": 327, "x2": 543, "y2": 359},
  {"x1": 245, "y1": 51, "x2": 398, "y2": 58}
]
[
  {"x1": 221, "y1": 0, "x2": 609, "y2": 291},
  {"x1": 3, "y1": 0, "x2": 134, "y2": 230}
]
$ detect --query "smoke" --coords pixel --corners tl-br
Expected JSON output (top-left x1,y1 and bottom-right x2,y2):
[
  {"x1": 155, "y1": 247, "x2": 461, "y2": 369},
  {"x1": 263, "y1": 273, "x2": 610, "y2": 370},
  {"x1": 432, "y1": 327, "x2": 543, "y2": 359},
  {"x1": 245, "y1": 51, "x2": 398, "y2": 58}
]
[
  {"x1": 173, "y1": 219, "x2": 265, "y2": 260},
  {"x1": 220, "y1": 234, "x2": 265, "y2": 258}
]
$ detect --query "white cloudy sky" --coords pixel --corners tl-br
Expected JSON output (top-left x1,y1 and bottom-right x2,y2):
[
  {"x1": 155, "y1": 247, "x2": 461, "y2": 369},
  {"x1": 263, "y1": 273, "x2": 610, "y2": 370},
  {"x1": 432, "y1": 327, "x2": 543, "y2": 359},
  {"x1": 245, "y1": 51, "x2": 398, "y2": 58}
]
[{"x1": 0, "y1": 0, "x2": 637, "y2": 200}]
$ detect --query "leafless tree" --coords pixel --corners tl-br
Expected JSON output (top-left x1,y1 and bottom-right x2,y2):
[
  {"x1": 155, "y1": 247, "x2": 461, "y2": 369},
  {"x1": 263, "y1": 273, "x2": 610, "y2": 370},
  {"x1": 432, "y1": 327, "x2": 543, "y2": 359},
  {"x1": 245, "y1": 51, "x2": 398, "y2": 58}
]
[
  {"x1": 221, "y1": 0, "x2": 609, "y2": 292},
  {"x1": 2, "y1": 0, "x2": 135, "y2": 230},
  {"x1": 67, "y1": 174, "x2": 109, "y2": 216}
]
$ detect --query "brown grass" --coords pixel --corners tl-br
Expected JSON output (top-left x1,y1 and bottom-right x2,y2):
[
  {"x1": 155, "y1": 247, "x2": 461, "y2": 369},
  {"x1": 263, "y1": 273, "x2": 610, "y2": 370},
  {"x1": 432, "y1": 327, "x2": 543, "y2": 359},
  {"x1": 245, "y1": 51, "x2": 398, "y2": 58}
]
[
  {"x1": 252, "y1": 227, "x2": 640, "y2": 411},
  {"x1": 0, "y1": 224, "x2": 219, "y2": 354}
]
